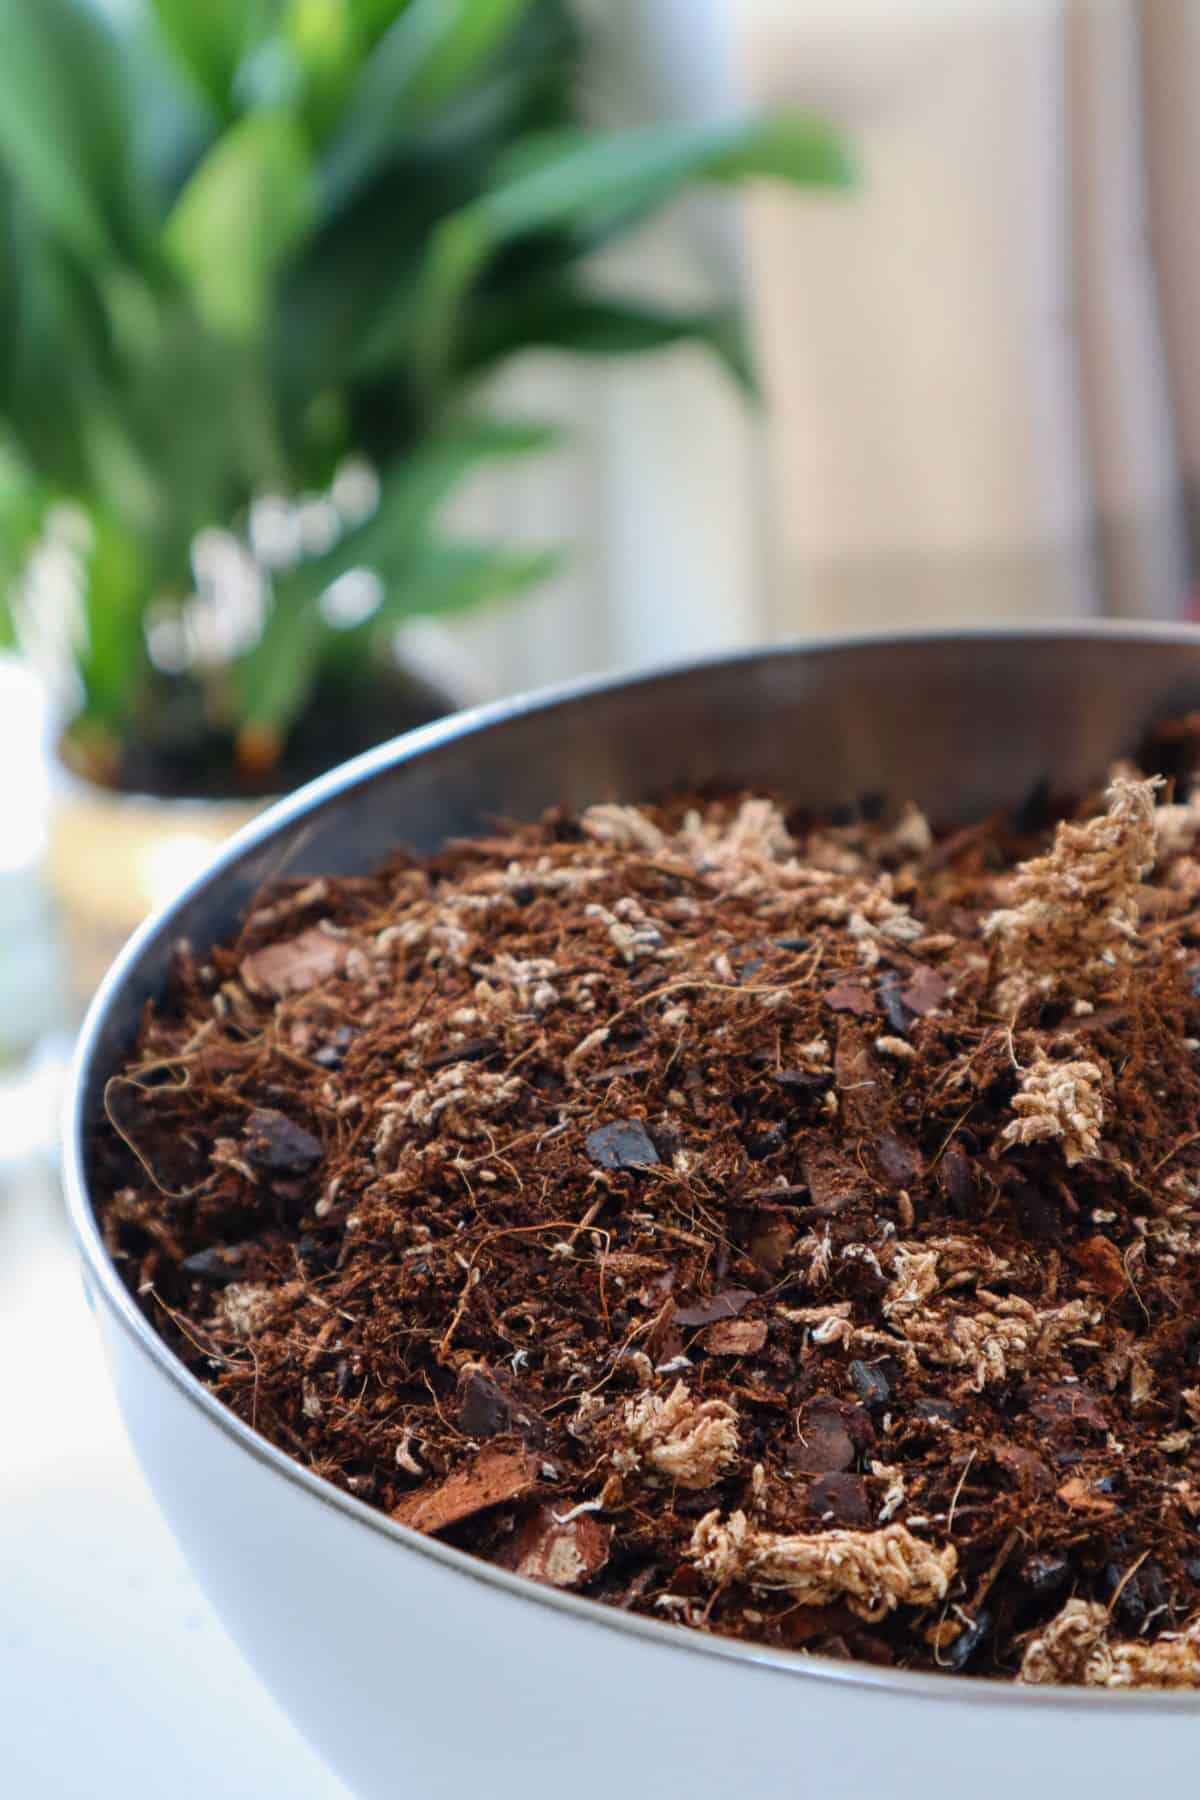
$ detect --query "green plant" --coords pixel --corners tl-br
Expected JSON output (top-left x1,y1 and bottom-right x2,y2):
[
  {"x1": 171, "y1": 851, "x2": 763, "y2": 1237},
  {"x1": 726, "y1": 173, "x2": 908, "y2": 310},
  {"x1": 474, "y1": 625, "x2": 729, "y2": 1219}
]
[{"x1": 0, "y1": 0, "x2": 851, "y2": 785}]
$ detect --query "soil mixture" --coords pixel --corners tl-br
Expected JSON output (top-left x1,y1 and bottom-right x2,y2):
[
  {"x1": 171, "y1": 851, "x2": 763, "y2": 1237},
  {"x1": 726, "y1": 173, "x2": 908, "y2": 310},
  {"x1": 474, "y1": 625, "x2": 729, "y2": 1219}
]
[
  {"x1": 64, "y1": 663, "x2": 450, "y2": 800},
  {"x1": 93, "y1": 734, "x2": 1200, "y2": 1687}
]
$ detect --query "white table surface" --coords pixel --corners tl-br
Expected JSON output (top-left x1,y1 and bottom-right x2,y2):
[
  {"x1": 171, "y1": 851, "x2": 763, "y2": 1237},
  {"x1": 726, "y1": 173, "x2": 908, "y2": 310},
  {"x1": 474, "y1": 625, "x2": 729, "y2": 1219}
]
[
  {"x1": 0, "y1": 1112, "x2": 348, "y2": 1799},
  {"x1": 0, "y1": 662, "x2": 342, "y2": 1796}
]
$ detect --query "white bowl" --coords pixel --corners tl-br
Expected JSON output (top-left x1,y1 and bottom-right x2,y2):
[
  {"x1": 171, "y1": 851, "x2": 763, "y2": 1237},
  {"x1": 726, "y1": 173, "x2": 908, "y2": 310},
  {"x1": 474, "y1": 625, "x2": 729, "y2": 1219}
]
[{"x1": 66, "y1": 629, "x2": 1200, "y2": 1799}]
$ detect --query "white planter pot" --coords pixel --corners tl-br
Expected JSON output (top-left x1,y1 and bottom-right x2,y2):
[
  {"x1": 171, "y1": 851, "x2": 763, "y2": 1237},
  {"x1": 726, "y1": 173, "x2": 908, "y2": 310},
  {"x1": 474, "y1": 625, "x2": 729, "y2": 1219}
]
[
  {"x1": 82, "y1": 1288, "x2": 1197, "y2": 1799},
  {"x1": 45, "y1": 769, "x2": 268, "y2": 1011}
]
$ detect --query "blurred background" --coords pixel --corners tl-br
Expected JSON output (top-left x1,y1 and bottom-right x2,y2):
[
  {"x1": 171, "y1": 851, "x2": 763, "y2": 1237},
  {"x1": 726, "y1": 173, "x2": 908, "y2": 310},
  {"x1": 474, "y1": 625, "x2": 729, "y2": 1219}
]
[
  {"x1": 10, "y1": 0, "x2": 1200, "y2": 1033},
  {"x1": 4, "y1": 0, "x2": 1200, "y2": 1790}
]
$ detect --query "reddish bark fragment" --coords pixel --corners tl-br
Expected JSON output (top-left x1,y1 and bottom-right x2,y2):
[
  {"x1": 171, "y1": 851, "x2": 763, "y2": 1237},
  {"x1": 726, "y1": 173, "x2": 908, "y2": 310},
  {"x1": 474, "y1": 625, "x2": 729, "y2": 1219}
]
[
  {"x1": 241, "y1": 924, "x2": 352, "y2": 998},
  {"x1": 701, "y1": 1318, "x2": 768, "y2": 1357},
  {"x1": 498, "y1": 1504, "x2": 611, "y2": 1589},
  {"x1": 1072, "y1": 1234, "x2": 1126, "y2": 1299},
  {"x1": 674, "y1": 1289, "x2": 756, "y2": 1328},
  {"x1": 826, "y1": 978, "x2": 876, "y2": 1016},
  {"x1": 1057, "y1": 1475, "x2": 1117, "y2": 1516},
  {"x1": 899, "y1": 965, "x2": 948, "y2": 1015},
  {"x1": 392, "y1": 1448, "x2": 544, "y2": 1534}
]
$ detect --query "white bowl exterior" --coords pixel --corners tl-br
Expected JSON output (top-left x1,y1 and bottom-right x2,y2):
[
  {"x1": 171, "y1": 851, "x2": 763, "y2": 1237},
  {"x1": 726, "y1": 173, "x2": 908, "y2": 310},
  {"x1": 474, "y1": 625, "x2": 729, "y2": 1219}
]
[
  {"x1": 90, "y1": 1280, "x2": 1196, "y2": 1798},
  {"x1": 70, "y1": 632, "x2": 1200, "y2": 1798}
]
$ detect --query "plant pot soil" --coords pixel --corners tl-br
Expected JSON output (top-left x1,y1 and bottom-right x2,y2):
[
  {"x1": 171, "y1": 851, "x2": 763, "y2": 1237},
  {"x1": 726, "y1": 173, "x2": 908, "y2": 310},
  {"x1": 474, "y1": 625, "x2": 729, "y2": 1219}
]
[
  {"x1": 93, "y1": 732, "x2": 1200, "y2": 1686},
  {"x1": 48, "y1": 665, "x2": 455, "y2": 1005},
  {"x1": 69, "y1": 663, "x2": 455, "y2": 803}
]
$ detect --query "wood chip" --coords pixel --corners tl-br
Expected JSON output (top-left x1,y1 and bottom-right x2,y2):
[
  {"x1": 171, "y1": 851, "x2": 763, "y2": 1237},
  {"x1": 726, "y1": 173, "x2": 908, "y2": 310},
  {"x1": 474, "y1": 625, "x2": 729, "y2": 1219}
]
[
  {"x1": 241, "y1": 924, "x2": 352, "y2": 998},
  {"x1": 899, "y1": 964, "x2": 948, "y2": 1015},
  {"x1": 701, "y1": 1317, "x2": 768, "y2": 1356},
  {"x1": 391, "y1": 1447, "x2": 544, "y2": 1534},
  {"x1": 826, "y1": 977, "x2": 876, "y2": 1016},
  {"x1": 1056, "y1": 1475, "x2": 1117, "y2": 1515},
  {"x1": 989, "y1": 1443, "x2": 1054, "y2": 1496},
  {"x1": 835, "y1": 1020, "x2": 888, "y2": 1136},
  {"x1": 1071, "y1": 1234, "x2": 1126, "y2": 1299},
  {"x1": 674, "y1": 1288, "x2": 757, "y2": 1328},
  {"x1": 497, "y1": 1503, "x2": 611, "y2": 1589},
  {"x1": 789, "y1": 1397, "x2": 873, "y2": 1474}
]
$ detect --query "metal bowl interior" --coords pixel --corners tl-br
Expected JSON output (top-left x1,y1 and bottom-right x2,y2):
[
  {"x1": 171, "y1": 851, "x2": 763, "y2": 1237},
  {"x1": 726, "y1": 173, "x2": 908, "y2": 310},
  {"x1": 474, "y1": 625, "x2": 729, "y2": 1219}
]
[{"x1": 65, "y1": 624, "x2": 1200, "y2": 1720}]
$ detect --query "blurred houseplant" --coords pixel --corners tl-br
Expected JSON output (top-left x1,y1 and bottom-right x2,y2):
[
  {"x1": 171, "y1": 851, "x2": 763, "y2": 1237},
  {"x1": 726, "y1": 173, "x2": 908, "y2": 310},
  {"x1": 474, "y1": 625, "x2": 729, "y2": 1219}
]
[{"x1": 0, "y1": 0, "x2": 849, "y2": 991}]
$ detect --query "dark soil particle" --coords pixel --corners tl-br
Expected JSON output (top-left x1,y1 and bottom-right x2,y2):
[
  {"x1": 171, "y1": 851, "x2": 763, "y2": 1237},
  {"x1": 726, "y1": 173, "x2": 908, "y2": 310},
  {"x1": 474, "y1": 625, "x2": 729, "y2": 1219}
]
[
  {"x1": 93, "y1": 753, "x2": 1200, "y2": 1686},
  {"x1": 584, "y1": 1119, "x2": 661, "y2": 1170}
]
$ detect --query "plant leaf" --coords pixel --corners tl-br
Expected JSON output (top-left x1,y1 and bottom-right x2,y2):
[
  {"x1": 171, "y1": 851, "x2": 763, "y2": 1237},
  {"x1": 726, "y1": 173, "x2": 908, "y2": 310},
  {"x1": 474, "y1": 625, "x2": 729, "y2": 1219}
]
[
  {"x1": 0, "y1": 0, "x2": 143, "y2": 262},
  {"x1": 230, "y1": 417, "x2": 557, "y2": 740},
  {"x1": 371, "y1": 536, "x2": 560, "y2": 623},
  {"x1": 392, "y1": 0, "x2": 542, "y2": 122},
  {"x1": 163, "y1": 108, "x2": 315, "y2": 339},
  {"x1": 149, "y1": 0, "x2": 278, "y2": 119},
  {"x1": 0, "y1": 440, "x2": 47, "y2": 588},
  {"x1": 275, "y1": 145, "x2": 481, "y2": 395},
  {"x1": 231, "y1": 598, "x2": 325, "y2": 754},
  {"x1": 297, "y1": 416, "x2": 560, "y2": 597},
  {"x1": 289, "y1": 416, "x2": 559, "y2": 605},
  {"x1": 0, "y1": 185, "x2": 117, "y2": 495},
  {"x1": 410, "y1": 113, "x2": 852, "y2": 389},
  {"x1": 120, "y1": 306, "x2": 277, "y2": 568},
  {"x1": 488, "y1": 115, "x2": 854, "y2": 204},
  {"x1": 0, "y1": 446, "x2": 47, "y2": 648},
  {"x1": 0, "y1": 0, "x2": 847, "y2": 773},
  {"x1": 346, "y1": 0, "x2": 410, "y2": 43},
  {"x1": 285, "y1": 0, "x2": 367, "y2": 135},
  {"x1": 450, "y1": 289, "x2": 757, "y2": 392},
  {"x1": 318, "y1": 0, "x2": 464, "y2": 209},
  {"x1": 76, "y1": 510, "x2": 151, "y2": 733},
  {"x1": 320, "y1": 0, "x2": 539, "y2": 209},
  {"x1": 239, "y1": 538, "x2": 556, "y2": 744}
]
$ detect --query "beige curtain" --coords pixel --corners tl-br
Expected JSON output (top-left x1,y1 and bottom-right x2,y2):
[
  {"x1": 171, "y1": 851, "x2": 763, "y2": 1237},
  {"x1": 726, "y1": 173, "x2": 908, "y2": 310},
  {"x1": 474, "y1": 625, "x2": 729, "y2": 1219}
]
[
  {"x1": 433, "y1": 0, "x2": 1200, "y2": 705},
  {"x1": 730, "y1": 0, "x2": 1198, "y2": 633}
]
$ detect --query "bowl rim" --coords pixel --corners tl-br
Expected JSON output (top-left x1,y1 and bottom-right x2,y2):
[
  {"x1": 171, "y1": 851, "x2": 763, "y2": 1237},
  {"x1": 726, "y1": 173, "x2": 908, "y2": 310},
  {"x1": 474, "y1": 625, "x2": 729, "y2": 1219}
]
[{"x1": 64, "y1": 620, "x2": 1200, "y2": 1715}]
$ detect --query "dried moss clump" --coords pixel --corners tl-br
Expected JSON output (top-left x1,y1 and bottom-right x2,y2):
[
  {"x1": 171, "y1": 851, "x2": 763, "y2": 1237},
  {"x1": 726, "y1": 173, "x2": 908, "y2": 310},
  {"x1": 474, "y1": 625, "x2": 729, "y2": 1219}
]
[
  {"x1": 1002, "y1": 1050, "x2": 1106, "y2": 1166},
  {"x1": 984, "y1": 774, "x2": 1160, "y2": 1013},
  {"x1": 688, "y1": 1512, "x2": 958, "y2": 1619},
  {"x1": 1020, "y1": 1600, "x2": 1200, "y2": 1689}
]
